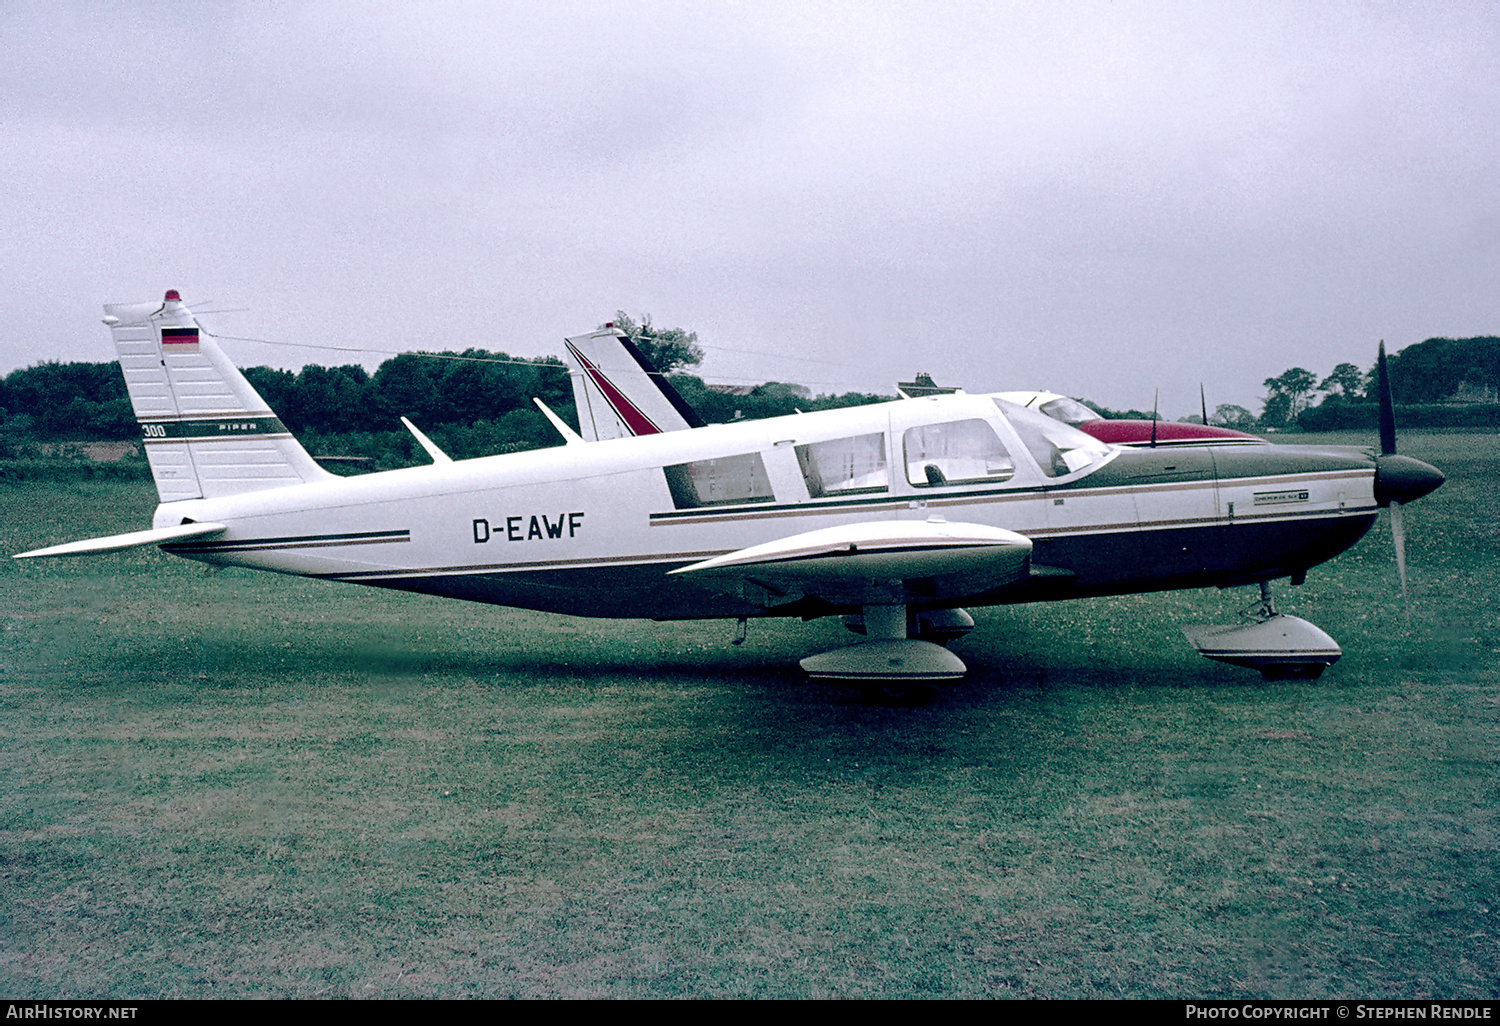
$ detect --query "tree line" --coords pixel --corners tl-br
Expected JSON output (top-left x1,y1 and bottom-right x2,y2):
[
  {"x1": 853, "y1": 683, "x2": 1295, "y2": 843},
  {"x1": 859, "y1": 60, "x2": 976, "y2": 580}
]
[
  {"x1": 0, "y1": 314, "x2": 889, "y2": 467},
  {"x1": 1256, "y1": 336, "x2": 1500, "y2": 430},
  {"x1": 4, "y1": 330, "x2": 1497, "y2": 457},
  {"x1": 0, "y1": 349, "x2": 573, "y2": 440}
]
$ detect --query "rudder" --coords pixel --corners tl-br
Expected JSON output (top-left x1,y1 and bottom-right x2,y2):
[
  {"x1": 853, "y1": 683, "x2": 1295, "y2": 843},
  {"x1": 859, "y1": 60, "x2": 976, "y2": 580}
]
[{"x1": 103, "y1": 290, "x2": 332, "y2": 501}]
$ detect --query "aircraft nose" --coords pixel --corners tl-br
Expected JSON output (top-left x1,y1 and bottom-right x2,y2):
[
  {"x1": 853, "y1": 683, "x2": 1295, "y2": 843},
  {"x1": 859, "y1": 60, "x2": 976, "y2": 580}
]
[{"x1": 1374, "y1": 454, "x2": 1445, "y2": 506}]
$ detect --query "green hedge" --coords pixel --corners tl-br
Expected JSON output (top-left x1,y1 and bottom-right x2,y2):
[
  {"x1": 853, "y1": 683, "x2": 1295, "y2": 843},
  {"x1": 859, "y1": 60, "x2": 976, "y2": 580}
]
[
  {"x1": 0, "y1": 459, "x2": 153, "y2": 482},
  {"x1": 1297, "y1": 402, "x2": 1500, "y2": 431}
]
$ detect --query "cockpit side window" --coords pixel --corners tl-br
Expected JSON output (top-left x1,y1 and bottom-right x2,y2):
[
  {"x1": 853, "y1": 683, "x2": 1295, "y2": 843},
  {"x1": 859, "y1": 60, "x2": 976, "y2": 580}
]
[
  {"x1": 796, "y1": 433, "x2": 888, "y2": 497},
  {"x1": 663, "y1": 452, "x2": 775, "y2": 509},
  {"x1": 903, "y1": 419, "x2": 1015, "y2": 487},
  {"x1": 994, "y1": 398, "x2": 1111, "y2": 478}
]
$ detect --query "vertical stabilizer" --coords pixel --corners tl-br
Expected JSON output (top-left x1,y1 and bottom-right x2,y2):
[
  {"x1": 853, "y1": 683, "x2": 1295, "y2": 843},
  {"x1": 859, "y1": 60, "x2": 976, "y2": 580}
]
[
  {"x1": 103, "y1": 290, "x2": 332, "y2": 501},
  {"x1": 563, "y1": 327, "x2": 705, "y2": 442}
]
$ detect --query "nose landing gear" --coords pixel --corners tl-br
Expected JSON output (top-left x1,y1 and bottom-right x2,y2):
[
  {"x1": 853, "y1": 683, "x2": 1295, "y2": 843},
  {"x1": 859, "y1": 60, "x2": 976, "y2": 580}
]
[{"x1": 1181, "y1": 581, "x2": 1342, "y2": 680}]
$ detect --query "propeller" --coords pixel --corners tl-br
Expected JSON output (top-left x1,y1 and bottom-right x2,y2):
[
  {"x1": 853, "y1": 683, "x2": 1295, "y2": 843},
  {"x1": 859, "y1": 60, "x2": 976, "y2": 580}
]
[
  {"x1": 1373, "y1": 340, "x2": 1444, "y2": 621},
  {"x1": 1377, "y1": 340, "x2": 1397, "y2": 457},
  {"x1": 1376, "y1": 341, "x2": 1409, "y2": 618}
]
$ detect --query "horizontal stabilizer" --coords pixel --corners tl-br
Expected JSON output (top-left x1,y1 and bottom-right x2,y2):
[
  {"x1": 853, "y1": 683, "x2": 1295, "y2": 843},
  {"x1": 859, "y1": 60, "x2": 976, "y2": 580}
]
[{"x1": 14, "y1": 521, "x2": 228, "y2": 559}]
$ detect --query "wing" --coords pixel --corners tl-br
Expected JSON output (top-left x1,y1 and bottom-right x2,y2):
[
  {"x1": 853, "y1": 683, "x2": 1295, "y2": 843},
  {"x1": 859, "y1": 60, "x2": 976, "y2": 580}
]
[{"x1": 669, "y1": 519, "x2": 1032, "y2": 610}]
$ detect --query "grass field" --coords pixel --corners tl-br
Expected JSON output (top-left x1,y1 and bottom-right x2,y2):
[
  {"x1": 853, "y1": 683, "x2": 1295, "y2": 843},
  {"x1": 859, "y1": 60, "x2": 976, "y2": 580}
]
[{"x1": 1, "y1": 431, "x2": 1496, "y2": 998}]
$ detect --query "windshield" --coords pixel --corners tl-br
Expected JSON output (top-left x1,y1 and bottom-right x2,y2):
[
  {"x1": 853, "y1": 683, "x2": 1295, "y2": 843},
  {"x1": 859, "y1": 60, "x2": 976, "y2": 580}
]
[
  {"x1": 993, "y1": 398, "x2": 1112, "y2": 478},
  {"x1": 1037, "y1": 396, "x2": 1100, "y2": 427}
]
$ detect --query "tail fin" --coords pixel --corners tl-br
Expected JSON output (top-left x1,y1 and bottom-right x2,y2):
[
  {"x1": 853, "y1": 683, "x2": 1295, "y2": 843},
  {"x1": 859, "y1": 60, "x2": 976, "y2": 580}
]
[
  {"x1": 563, "y1": 326, "x2": 705, "y2": 442},
  {"x1": 104, "y1": 290, "x2": 332, "y2": 501}
]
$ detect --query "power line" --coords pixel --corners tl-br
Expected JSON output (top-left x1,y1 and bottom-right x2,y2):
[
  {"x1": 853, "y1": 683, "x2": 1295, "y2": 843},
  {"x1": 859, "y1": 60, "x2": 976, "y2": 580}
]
[
  {"x1": 205, "y1": 331, "x2": 890, "y2": 392},
  {"x1": 207, "y1": 333, "x2": 564, "y2": 368}
]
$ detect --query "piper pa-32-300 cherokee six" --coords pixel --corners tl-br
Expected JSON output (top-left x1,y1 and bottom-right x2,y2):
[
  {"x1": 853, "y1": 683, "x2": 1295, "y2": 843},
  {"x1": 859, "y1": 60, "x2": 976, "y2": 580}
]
[{"x1": 16, "y1": 291, "x2": 1444, "y2": 684}]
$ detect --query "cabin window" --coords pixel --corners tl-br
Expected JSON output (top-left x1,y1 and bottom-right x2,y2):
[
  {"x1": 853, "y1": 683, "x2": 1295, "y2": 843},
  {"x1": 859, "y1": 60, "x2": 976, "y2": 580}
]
[
  {"x1": 903, "y1": 419, "x2": 1015, "y2": 487},
  {"x1": 663, "y1": 452, "x2": 775, "y2": 509},
  {"x1": 993, "y1": 398, "x2": 1110, "y2": 478},
  {"x1": 796, "y1": 433, "x2": 888, "y2": 497}
]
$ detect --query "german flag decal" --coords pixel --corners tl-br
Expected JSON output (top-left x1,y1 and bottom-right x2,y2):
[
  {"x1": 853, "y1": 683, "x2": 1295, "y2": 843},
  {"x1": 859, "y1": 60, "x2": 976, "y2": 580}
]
[{"x1": 161, "y1": 326, "x2": 200, "y2": 350}]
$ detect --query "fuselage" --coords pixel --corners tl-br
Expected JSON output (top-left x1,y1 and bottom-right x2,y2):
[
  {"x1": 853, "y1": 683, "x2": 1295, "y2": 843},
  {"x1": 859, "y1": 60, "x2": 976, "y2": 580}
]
[{"x1": 155, "y1": 392, "x2": 1381, "y2": 620}]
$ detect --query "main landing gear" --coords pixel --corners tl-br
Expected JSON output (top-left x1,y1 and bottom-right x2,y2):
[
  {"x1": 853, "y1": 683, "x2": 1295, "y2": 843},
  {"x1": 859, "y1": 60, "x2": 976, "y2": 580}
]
[
  {"x1": 1180, "y1": 581, "x2": 1342, "y2": 680},
  {"x1": 800, "y1": 605, "x2": 975, "y2": 684}
]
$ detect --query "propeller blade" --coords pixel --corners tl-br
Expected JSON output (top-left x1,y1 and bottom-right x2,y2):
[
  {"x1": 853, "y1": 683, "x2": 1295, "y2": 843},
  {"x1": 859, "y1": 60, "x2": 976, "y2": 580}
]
[
  {"x1": 1377, "y1": 340, "x2": 1397, "y2": 456},
  {"x1": 1150, "y1": 389, "x2": 1159, "y2": 448},
  {"x1": 1375, "y1": 339, "x2": 1418, "y2": 619},
  {"x1": 1390, "y1": 499, "x2": 1410, "y2": 621},
  {"x1": 1201, "y1": 383, "x2": 1209, "y2": 426}
]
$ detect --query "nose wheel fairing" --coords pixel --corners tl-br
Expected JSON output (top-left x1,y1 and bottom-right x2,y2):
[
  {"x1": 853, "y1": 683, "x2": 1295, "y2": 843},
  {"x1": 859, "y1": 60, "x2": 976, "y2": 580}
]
[
  {"x1": 1181, "y1": 616, "x2": 1341, "y2": 679},
  {"x1": 1181, "y1": 583, "x2": 1341, "y2": 679}
]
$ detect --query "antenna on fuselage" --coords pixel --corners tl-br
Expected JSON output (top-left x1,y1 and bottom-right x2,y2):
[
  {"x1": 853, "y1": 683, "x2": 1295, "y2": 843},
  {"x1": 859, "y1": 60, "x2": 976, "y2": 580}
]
[
  {"x1": 401, "y1": 417, "x2": 453, "y2": 464},
  {"x1": 1149, "y1": 390, "x2": 1159, "y2": 448},
  {"x1": 533, "y1": 397, "x2": 584, "y2": 445}
]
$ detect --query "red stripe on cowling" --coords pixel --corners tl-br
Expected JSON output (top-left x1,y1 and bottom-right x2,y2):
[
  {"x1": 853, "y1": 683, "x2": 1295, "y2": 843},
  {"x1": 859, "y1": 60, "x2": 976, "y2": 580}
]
[{"x1": 1082, "y1": 420, "x2": 1260, "y2": 444}]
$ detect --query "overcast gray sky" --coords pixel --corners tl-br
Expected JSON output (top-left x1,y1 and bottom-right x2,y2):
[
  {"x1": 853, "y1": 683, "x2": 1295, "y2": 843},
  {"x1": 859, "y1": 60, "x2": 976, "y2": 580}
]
[{"x1": 3, "y1": 1, "x2": 1497, "y2": 417}]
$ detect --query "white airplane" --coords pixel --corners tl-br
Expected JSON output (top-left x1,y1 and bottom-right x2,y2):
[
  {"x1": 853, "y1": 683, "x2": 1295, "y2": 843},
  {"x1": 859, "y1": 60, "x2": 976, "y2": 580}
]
[{"x1": 16, "y1": 292, "x2": 1445, "y2": 685}]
